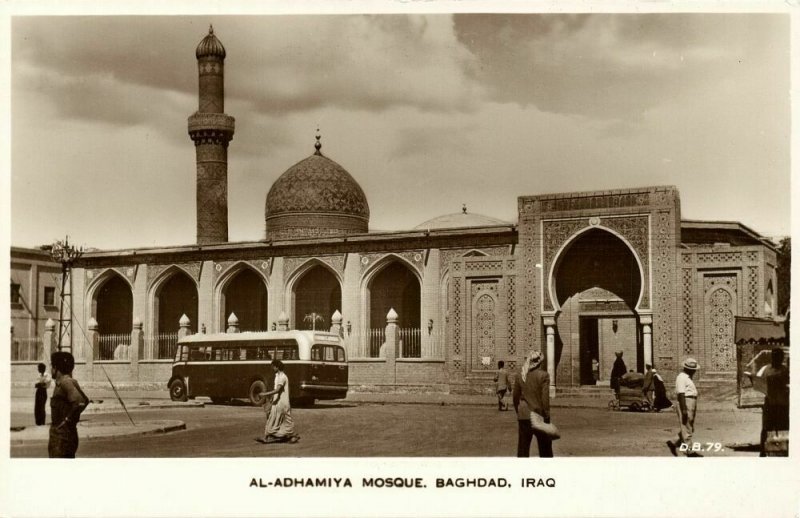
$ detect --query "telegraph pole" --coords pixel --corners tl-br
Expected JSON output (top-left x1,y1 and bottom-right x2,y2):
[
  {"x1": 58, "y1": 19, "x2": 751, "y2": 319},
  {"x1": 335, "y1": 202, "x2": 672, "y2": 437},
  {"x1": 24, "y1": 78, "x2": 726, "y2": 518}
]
[{"x1": 49, "y1": 236, "x2": 83, "y2": 352}]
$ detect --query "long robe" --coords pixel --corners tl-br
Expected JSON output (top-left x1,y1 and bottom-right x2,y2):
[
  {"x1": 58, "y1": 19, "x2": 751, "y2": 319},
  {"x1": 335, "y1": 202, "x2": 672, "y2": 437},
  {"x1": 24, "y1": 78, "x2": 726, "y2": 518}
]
[{"x1": 264, "y1": 371, "x2": 295, "y2": 438}]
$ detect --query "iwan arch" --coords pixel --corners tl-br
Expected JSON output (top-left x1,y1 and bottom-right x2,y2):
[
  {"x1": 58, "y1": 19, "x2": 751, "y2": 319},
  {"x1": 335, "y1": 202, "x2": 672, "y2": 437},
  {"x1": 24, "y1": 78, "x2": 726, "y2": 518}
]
[{"x1": 11, "y1": 28, "x2": 778, "y2": 395}]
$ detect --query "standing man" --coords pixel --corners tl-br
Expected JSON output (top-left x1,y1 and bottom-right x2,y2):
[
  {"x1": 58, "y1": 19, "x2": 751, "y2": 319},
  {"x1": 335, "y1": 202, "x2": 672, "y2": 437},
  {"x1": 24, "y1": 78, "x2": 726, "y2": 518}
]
[
  {"x1": 34, "y1": 363, "x2": 52, "y2": 426},
  {"x1": 642, "y1": 364, "x2": 655, "y2": 409},
  {"x1": 666, "y1": 358, "x2": 700, "y2": 457},
  {"x1": 760, "y1": 347, "x2": 789, "y2": 456},
  {"x1": 513, "y1": 350, "x2": 553, "y2": 457},
  {"x1": 49, "y1": 351, "x2": 88, "y2": 458},
  {"x1": 610, "y1": 351, "x2": 627, "y2": 399},
  {"x1": 494, "y1": 360, "x2": 509, "y2": 411}
]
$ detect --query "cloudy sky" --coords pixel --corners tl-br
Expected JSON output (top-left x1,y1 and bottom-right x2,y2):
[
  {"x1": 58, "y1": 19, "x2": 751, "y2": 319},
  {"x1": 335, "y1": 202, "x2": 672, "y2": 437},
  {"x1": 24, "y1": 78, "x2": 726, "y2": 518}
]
[{"x1": 9, "y1": 13, "x2": 790, "y2": 249}]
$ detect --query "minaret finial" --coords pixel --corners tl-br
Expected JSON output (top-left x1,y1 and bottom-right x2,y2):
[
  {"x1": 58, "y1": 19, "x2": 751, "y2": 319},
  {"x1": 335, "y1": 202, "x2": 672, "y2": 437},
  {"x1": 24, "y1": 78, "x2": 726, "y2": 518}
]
[
  {"x1": 462, "y1": 203, "x2": 467, "y2": 214},
  {"x1": 314, "y1": 128, "x2": 322, "y2": 155}
]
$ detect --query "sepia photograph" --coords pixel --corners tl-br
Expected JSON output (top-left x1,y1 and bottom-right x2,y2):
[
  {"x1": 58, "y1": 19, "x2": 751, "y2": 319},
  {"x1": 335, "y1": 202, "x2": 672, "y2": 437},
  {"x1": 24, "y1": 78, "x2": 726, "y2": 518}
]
[{"x1": 1, "y1": 3, "x2": 798, "y2": 517}]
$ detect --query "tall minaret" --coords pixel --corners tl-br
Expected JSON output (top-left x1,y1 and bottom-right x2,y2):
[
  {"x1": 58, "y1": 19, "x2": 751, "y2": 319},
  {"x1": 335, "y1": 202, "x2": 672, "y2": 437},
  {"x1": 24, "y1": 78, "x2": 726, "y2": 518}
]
[{"x1": 188, "y1": 25, "x2": 235, "y2": 244}]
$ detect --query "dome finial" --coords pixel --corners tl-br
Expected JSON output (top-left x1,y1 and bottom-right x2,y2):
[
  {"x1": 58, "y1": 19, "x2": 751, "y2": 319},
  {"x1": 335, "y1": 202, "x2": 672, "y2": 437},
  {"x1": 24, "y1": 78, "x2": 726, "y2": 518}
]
[
  {"x1": 314, "y1": 128, "x2": 322, "y2": 155},
  {"x1": 209, "y1": 24, "x2": 214, "y2": 35},
  {"x1": 462, "y1": 203, "x2": 467, "y2": 214}
]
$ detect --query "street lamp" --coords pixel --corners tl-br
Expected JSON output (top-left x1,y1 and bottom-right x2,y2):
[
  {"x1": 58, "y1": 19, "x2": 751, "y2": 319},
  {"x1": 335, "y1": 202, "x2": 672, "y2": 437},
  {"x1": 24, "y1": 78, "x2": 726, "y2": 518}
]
[{"x1": 50, "y1": 236, "x2": 84, "y2": 351}]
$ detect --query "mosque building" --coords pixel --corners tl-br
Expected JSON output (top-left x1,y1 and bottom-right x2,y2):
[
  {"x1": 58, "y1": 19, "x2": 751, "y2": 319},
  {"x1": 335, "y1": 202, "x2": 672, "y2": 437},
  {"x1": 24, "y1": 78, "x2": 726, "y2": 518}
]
[{"x1": 11, "y1": 27, "x2": 779, "y2": 395}]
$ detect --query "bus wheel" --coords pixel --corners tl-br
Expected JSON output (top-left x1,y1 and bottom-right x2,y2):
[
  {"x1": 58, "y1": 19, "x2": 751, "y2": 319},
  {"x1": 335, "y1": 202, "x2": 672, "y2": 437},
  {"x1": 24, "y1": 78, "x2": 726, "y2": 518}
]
[
  {"x1": 249, "y1": 380, "x2": 267, "y2": 406},
  {"x1": 169, "y1": 379, "x2": 188, "y2": 402}
]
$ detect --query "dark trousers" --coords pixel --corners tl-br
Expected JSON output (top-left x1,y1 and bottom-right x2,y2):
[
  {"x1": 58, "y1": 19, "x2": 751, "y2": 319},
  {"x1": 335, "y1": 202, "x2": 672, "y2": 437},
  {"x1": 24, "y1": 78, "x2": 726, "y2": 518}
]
[
  {"x1": 48, "y1": 427, "x2": 79, "y2": 458},
  {"x1": 34, "y1": 387, "x2": 47, "y2": 426},
  {"x1": 517, "y1": 419, "x2": 553, "y2": 458}
]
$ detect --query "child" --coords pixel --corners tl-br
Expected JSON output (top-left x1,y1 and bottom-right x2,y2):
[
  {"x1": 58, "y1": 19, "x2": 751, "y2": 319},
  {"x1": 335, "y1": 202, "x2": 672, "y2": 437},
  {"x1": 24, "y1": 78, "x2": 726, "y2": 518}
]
[
  {"x1": 34, "y1": 363, "x2": 52, "y2": 426},
  {"x1": 494, "y1": 361, "x2": 509, "y2": 411}
]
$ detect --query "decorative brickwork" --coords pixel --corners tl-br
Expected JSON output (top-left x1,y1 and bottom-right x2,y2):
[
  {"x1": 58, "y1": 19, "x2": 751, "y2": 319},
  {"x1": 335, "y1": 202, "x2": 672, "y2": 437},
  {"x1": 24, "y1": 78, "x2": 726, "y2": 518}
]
[
  {"x1": 697, "y1": 252, "x2": 742, "y2": 264},
  {"x1": 86, "y1": 266, "x2": 136, "y2": 286},
  {"x1": 146, "y1": 263, "x2": 202, "y2": 287},
  {"x1": 507, "y1": 275, "x2": 516, "y2": 356},
  {"x1": 283, "y1": 255, "x2": 345, "y2": 282},
  {"x1": 682, "y1": 268, "x2": 693, "y2": 353},
  {"x1": 465, "y1": 261, "x2": 503, "y2": 272},
  {"x1": 539, "y1": 192, "x2": 650, "y2": 212},
  {"x1": 213, "y1": 259, "x2": 270, "y2": 285},
  {"x1": 652, "y1": 211, "x2": 675, "y2": 359},
  {"x1": 452, "y1": 277, "x2": 462, "y2": 356},
  {"x1": 747, "y1": 266, "x2": 759, "y2": 317},
  {"x1": 473, "y1": 293, "x2": 496, "y2": 370},
  {"x1": 746, "y1": 251, "x2": 758, "y2": 262},
  {"x1": 439, "y1": 247, "x2": 506, "y2": 272},
  {"x1": 359, "y1": 251, "x2": 424, "y2": 278},
  {"x1": 542, "y1": 218, "x2": 586, "y2": 310},
  {"x1": 707, "y1": 288, "x2": 735, "y2": 371}
]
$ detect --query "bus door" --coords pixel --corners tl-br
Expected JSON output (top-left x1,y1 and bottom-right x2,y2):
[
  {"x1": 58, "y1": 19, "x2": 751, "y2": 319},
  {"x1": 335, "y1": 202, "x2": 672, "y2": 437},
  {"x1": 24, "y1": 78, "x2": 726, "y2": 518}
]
[
  {"x1": 311, "y1": 344, "x2": 348, "y2": 385},
  {"x1": 186, "y1": 344, "x2": 212, "y2": 396}
]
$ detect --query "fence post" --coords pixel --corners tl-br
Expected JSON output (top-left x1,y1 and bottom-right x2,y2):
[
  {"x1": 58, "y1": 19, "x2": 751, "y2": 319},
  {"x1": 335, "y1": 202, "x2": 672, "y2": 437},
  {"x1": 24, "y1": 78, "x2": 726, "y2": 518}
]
[
  {"x1": 226, "y1": 313, "x2": 240, "y2": 333},
  {"x1": 330, "y1": 310, "x2": 342, "y2": 337},
  {"x1": 86, "y1": 318, "x2": 98, "y2": 376},
  {"x1": 130, "y1": 317, "x2": 143, "y2": 378},
  {"x1": 384, "y1": 308, "x2": 398, "y2": 385},
  {"x1": 43, "y1": 319, "x2": 57, "y2": 362},
  {"x1": 277, "y1": 311, "x2": 289, "y2": 331},
  {"x1": 178, "y1": 314, "x2": 192, "y2": 341}
]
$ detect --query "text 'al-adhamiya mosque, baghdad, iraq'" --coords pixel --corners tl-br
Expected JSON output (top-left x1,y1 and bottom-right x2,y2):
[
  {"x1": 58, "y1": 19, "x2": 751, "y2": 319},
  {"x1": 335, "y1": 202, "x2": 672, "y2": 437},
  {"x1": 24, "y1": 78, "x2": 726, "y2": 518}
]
[{"x1": 11, "y1": 28, "x2": 781, "y2": 396}]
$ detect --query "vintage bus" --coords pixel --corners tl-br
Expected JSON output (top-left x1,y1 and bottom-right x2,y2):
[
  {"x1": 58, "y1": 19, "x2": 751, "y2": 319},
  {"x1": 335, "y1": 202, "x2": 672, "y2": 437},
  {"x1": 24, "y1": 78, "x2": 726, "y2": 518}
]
[{"x1": 167, "y1": 331, "x2": 348, "y2": 406}]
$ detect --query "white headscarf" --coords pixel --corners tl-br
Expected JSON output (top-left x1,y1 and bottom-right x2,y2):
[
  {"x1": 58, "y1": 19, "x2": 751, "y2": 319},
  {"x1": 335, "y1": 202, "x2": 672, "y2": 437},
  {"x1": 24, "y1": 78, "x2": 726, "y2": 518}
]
[{"x1": 521, "y1": 350, "x2": 544, "y2": 383}]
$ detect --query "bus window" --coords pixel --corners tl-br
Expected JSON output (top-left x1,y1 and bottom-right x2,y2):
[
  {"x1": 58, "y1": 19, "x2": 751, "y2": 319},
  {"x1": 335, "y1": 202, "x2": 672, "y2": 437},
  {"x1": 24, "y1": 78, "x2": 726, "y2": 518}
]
[
  {"x1": 324, "y1": 346, "x2": 335, "y2": 362},
  {"x1": 189, "y1": 346, "x2": 206, "y2": 361},
  {"x1": 336, "y1": 347, "x2": 345, "y2": 362},
  {"x1": 311, "y1": 346, "x2": 322, "y2": 361}
]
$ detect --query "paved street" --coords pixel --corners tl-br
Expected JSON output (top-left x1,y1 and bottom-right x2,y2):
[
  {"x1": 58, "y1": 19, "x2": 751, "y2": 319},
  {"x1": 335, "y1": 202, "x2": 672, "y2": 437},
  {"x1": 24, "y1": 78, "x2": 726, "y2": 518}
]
[{"x1": 10, "y1": 399, "x2": 763, "y2": 458}]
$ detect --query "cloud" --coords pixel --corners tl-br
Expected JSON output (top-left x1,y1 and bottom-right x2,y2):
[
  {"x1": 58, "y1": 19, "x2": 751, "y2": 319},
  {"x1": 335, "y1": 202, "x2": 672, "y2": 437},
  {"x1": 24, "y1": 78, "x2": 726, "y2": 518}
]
[{"x1": 453, "y1": 13, "x2": 788, "y2": 120}]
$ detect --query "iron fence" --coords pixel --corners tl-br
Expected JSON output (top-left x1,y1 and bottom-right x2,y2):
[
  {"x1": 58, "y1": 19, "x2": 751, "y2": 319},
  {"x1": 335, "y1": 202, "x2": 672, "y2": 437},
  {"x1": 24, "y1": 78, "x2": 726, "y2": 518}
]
[
  {"x1": 149, "y1": 332, "x2": 179, "y2": 360},
  {"x1": 98, "y1": 333, "x2": 130, "y2": 360},
  {"x1": 11, "y1": 337, "x2": 43, "y2": 362},
  {"x1": 399, "y1": 328, "x2": 422, "y2": 358}
]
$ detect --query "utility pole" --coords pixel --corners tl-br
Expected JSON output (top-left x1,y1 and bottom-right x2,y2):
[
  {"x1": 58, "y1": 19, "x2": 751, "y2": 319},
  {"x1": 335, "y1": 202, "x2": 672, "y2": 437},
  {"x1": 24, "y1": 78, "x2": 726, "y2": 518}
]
[{"x1": 49, "y1": 236, "x2": 84, "y2": 352}]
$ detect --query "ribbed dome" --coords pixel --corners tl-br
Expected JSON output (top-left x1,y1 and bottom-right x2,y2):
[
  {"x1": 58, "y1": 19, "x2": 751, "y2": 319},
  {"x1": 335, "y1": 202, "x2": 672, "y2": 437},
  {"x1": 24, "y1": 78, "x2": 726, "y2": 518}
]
[
  {"x1": 414, "y1": 210, "x2": 511, "y2": 230},
  {"x1": 265, "y1": 142, "x2": 369, "y2": 240},
  {"x1": 196, "y1": 26, "x2": 226, "y2": 59}
]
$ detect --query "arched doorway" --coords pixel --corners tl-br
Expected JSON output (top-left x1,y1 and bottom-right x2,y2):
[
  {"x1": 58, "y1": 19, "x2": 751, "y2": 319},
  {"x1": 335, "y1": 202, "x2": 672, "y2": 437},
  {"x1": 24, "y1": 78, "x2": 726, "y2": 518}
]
[
  {"x1": 293, "y1": 265, "x2": 341, "y2": 331},
  {"x1": 368, "y1": 261, "x2": 421, "y2": 357},
  {"x1": 552, "y1": 228, "x2": 642, "y2": 386},
  {"x1": 94, "y1": 273, "x2": 133, "y2": 360},
  {"x1": 155, "y1": 271, "x2": 198, "y2": 359},
  {"x1": 222, "y1": 268, "x2": 268, "y2": 331}
]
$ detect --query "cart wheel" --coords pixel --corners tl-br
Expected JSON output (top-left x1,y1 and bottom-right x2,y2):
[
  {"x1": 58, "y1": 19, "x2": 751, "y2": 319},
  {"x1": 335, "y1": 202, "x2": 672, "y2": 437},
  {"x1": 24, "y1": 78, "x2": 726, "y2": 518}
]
[{"x1": 608, "y1": 399, "x2": 618, "y2": 411}]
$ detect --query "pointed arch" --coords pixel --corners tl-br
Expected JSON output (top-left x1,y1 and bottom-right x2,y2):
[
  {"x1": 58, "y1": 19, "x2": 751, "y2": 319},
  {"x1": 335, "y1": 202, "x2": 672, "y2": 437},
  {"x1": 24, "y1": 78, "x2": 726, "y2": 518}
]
[
  {"x1": 549, "y1": 225, "x2": 645, "y2": 313},
  {"x1": 361, "y1": 254, "x2": 422, "y2": 357},
  {"x1": 215, "y1": 262, "x2": 269, "y2": 332},
  {"x1": 286, "y1": 259, "x2": 342, "y2": 331},
  {"x1": 147, "y1": 265, "x2": 198, "y2": 358}
]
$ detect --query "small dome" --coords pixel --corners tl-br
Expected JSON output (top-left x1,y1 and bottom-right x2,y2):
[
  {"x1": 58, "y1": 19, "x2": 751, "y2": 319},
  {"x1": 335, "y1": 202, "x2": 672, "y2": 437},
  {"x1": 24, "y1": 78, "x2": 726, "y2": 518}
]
[
  {"x1": 265, "y1": 139, "x2": 369, "y2": 240},
  {"x1": 196, "y1": 25, "x2": 226, "y2": 59},
  {"x1": 414, "y1": 210, "x2": 511, "y2": 230}
]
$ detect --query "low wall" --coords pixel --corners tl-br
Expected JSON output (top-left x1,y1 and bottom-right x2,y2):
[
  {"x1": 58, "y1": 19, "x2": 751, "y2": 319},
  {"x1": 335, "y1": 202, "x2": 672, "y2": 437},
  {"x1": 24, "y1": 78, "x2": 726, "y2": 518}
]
[{"x1": 349, "y1": 358, "x2": 448, "y2": 392}]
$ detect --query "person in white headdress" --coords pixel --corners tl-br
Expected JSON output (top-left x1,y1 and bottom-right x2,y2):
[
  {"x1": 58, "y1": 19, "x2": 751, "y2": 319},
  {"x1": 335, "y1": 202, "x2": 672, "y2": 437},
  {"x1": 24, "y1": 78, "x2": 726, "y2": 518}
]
[{"x1": 512, "y1": 350, "x2": 554, "y2": 457}]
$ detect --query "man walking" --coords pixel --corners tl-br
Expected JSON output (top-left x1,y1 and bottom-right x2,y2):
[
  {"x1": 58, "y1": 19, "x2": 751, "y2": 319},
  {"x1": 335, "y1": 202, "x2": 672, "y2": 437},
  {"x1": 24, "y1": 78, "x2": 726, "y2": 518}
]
[
  {"x1": 513, "y1": 350, "x2": 554, "y2": 457},
  {"x1": 49, "y1": 352, "x2": 89, "y2": 458},
  {"x1": 667, "y1": 358, "x2": 700, "y2": 457}
]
